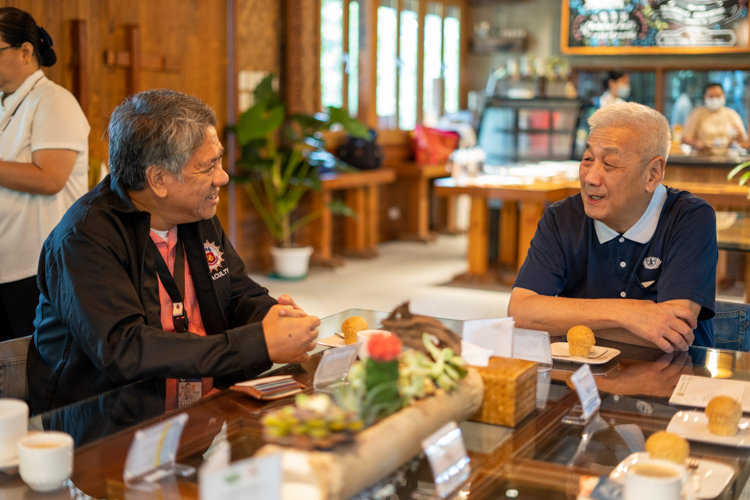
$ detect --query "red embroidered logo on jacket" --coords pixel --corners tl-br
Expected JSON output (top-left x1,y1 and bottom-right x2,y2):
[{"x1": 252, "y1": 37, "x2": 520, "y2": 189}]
[{"x1": 204, "y1": 241, "x2": 224, "y2": 271}]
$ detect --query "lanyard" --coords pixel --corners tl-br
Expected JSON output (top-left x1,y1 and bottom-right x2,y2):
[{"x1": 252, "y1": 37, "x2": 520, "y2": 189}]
[{"x1": 149, "y1": 232, "x2": 189, "y2": 333}]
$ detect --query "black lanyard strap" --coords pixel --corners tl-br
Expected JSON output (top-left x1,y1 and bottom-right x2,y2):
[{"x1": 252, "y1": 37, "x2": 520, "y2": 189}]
[{"x1": 149, "y1": 233, "x2": 189, "y2": 333}]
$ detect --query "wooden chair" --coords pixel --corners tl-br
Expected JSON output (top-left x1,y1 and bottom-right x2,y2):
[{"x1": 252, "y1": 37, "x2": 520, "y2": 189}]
[{"x1": 0, "y1": 336, "x2": 31, "y2": 400}]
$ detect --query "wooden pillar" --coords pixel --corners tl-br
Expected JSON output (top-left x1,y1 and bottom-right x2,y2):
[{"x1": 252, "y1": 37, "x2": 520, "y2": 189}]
[
  {"x1": 70, "y1": 20, "x2": 88, "y2": 117},
  {"x1": 517, "y1": 202, "x2": 544, "y2": 271},
  {"x1": 226, "y1": 0, "x2": 238, "y2": 245},
  {"x1": 358, "y1": 0, "x2": 378, "y2": 128},
  {"x1": 126, "y1": 25, "x2": 141, "y2": 95},
  {"x1": 284, "y1": 0, "x2": 321, "y2": 114},
  {"x1": 499, "y1": 202, "x2": 518, "y2": 267},
  {"x1": 467, "y1": 196, "x2": 488, "y2": 275}
]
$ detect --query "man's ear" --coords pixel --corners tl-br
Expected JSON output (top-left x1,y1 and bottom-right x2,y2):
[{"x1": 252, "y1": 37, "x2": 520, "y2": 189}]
[
  {"x1": 645, "y1": 156, "x2": 665, "y2": 193},
  {"x1": 144, "y1": 165, "x2": 169, "y2": 199}
]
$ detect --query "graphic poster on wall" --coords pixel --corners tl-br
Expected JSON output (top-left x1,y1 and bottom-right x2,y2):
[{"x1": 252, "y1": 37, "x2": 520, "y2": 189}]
[{"x1": 561, "y1": 0, "x2": 750, "y2": 54}]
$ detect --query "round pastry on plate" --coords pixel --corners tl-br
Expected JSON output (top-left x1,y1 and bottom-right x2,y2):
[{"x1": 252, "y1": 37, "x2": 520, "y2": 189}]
[
  {"x1": 342, "y1": 316, "x2": 369, "y2": 345},
  {"x1": 705, "y1": 395, "x2": 743, "y2": 436},
  {"x1": 645, "y1": 430, "x2": 690, "y2": 463},
  {"x1": 567, "y1": 325, "x2": 595, "y2": 356}
]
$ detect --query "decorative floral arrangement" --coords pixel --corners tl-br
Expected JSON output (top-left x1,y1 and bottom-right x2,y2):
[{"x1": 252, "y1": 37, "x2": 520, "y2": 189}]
[
  {"x1": 341, "y1": 333, "x2": 468, "y2": 425},
  {"x1": 261, "y1": 328, "x2": 468, "y2": 449},
  {"x1": 262, "y1": 393, "x2": 364, "y2": 450}
]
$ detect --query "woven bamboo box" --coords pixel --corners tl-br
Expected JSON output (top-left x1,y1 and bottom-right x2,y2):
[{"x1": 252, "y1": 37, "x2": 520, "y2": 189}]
[{"x1": 469, "y1": 356, "x2": 537, "y2": 427}]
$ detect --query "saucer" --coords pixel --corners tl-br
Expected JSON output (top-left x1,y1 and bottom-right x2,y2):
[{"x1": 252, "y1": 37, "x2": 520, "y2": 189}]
[
  {"x1": 0, "y1": 454, "x2": 19, "y2": 472},
  {"x1": 550, "y1": 343, "x2": 620, "y2": 364},
  {"x1": 609, "y1": 451, "x2": 734, "y2": 500},
  {"x1": 667, "y1": 410, "x2": 750, "y2": 448}
]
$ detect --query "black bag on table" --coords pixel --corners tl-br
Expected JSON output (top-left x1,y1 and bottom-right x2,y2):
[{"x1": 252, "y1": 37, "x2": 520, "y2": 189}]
[{"x1": 336, "y1": 129, "x2": 384, "y2": 170}]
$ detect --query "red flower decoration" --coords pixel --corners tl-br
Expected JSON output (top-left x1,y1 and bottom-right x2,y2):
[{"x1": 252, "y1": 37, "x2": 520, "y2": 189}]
[{"x1": 367, "y1": 333, "x2": 402, "y2": 362}]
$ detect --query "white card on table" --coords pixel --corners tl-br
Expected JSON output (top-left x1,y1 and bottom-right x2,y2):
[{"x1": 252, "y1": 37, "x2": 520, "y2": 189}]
[
  {"x1": 199, "y1": 453, "x2": 282, "y2": 500},
  {"x1": 123, "y1": 413, "x2": 189, "y2": 486},
  {"x1": 570, "y1": 364, "x2": 601, "y2": 420},
  {"x1": 421, "y1": 421, "x2": 471, "y2": 498},
  {"x1": 513, "y1": 328, "x2": 552, "y2": 366},
  {"x1": 462, "y1": 318, "x2": 513, "y2": 358},
  {"x1": 670, "y1": 375, "x2": 750, "y2": 412},
  {"x1": 313, "y1": 343, "x2": 359, "y2": 389}
]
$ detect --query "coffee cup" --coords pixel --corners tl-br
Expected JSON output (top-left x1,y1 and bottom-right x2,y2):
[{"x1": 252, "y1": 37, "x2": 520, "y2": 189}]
[
  {"x1": 623, "y1": 458, "x2": 686, "y2": 500},
  {"x1": 17, "y1": 431, "x2": 74, "y2": 492},
  {"x1": 0, "y1": 398, "x2": 29, "y2": 463}
]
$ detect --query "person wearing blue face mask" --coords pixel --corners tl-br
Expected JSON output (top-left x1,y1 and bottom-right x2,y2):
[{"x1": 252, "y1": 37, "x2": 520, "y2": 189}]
[
  {"x1": 599, "y1": 71, "x2": 630, "y2": 108},
  {"x1": 683, "y1": 83, "x2": 747, "y2": 152}
]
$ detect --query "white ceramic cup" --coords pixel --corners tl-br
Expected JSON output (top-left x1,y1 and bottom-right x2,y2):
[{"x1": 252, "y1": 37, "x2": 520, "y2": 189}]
[
  {"x1": 356, "y1": 330, "x2": 392, "y2": 360},
  {"x1": 0, "y1": 398, "x2": 29, "y2": 463},
  {"x1": 623, "y1": 459, "x2": 686, "y2": 500},
  {"x1": 17, "y1": 431, "x2": 74, "y2": 492}
]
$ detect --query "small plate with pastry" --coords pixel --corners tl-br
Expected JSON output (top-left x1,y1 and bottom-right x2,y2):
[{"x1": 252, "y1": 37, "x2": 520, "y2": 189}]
[
  {"x1": 552, "y1": 325, "x2": 619, "y2": 364},
  {"x1": 667, "y1": 410, "x2": 750, "y2": 448},
  {"x1": 550, "y1": 343, "x2": 619, "y2": 364}
]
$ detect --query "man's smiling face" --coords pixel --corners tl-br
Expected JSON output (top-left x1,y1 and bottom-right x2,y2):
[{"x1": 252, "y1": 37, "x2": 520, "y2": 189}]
[{"x1": 579, "y1": 125, "x2": 657, "y2": 233}]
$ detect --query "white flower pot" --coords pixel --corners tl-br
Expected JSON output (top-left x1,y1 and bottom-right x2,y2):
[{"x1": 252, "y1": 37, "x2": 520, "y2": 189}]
[{"x1": 270, "y1": 246, "x2": 314, "y2": 279}]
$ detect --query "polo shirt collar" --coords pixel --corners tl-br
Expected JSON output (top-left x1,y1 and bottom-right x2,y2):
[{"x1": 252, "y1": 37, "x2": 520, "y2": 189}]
[
  {"x1": 0, "y1": 69, "x2": 44, "y2": 112},
  {"x1": 594, "y1": 184, "x2": 667, "y2": 244}
]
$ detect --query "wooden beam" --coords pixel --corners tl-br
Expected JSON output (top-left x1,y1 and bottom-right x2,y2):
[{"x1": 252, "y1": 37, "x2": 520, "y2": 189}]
[
  {"x1": 104, "y1": 50, "x2": 180, "y2": 72},
  {"x1": 126, "y1": 25, "x2": 141, "y2": 95},
  {"x1": 358, "y1": 0, "x2": 378, "y2": 128},
  {"x1": 70, "y1": 19, "x2": 88, "y2": 118}
]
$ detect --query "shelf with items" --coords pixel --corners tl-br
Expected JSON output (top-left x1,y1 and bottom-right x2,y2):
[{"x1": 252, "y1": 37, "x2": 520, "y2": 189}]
[{"x1": 477, "y1": 97, "x2": 585, "y2": 165}]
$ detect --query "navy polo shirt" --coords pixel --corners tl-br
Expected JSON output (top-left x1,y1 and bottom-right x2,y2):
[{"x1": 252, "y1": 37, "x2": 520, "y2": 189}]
[{"x1": 514, "y1": 185, "x2": 717, "y2": 347}]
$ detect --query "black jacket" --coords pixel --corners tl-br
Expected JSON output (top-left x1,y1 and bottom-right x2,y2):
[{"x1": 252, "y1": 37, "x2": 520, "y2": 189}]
[{"x1": 27, "y1": 176, "x2": 276, "y2": 414}]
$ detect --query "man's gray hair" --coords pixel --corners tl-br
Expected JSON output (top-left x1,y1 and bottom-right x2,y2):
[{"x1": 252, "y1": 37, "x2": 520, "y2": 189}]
[
  {"x1": 588, "y1": 102, "x2": 671, "y2": 165},
  {"x1": 108, "y1": 89, "x2": 217, "y2": 191}
]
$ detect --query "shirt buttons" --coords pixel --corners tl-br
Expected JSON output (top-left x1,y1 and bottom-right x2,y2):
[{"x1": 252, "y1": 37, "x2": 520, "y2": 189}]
[
  {"x1": 620, "y1": 261, "x2": 626, "y2": 268},
  {"x1": 620, "y1": 291, "x2": 626, "y2": 297},
  {"x1": 619, "y1": 237, "x2": 625, "y2": 243}
]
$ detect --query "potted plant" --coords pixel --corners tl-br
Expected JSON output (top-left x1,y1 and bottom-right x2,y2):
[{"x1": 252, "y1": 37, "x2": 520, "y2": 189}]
[{"x1": 233, "y1": 75, "x2": 369, "y2": 279}]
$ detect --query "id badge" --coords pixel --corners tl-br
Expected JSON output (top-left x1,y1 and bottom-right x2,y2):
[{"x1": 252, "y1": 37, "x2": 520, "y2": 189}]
[{"x1": 178, "y1": 378, "x2": 203, "y2": 408}]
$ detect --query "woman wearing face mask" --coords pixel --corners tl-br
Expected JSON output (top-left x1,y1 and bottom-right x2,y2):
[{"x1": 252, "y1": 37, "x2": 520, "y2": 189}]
[
  {"x1": 0, "y1": 7, "x2": 90, "y2": 340},
  {"x1": 599, "y1": 70, "x2": 630, "y2": 108},
  {"x1": 683, "y1": 83, "x2": 747, "y2": 152}
]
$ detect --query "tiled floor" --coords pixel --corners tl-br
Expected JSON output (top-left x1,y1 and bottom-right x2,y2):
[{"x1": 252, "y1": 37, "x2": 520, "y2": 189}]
[{"x1": 250, "y1": 234, "x2": 511, "y2": 322}]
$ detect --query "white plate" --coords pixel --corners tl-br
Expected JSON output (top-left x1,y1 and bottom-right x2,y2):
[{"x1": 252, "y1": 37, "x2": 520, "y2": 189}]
[
  {"x1": 317, "y1": 335, "x2": 346, "y2": 348},
  {"x1": 609, "y1": 451, "x2": 734, "y2": 500},
  {"x1": 0, "y1": 454, "x2": 18, "y2": 472},
  {"x1": 667, "y1": 410, "x2": 750, "y2": 448},
  {"x1": 550, "y1": 342, "x2": 620, "y2": 364}
]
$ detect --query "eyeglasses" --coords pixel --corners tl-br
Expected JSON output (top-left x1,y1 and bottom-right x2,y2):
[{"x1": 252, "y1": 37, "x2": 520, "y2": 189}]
[{"x1": 0, "y1": 44, "x2": 19, "y2": 54}]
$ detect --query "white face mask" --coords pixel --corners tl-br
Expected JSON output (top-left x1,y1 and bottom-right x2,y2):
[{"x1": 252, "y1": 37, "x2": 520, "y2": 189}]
[
  {"x1": 705, "y1": 96, "x2": 725, "y2": 111},
  {"x1": 617, "y1": 84, "x2": 631, "y2": 99}
]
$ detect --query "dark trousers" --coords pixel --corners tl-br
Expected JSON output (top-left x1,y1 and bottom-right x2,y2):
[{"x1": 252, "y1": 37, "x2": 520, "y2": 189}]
[{"x1": 0, "y1": 276, "x2": 40, "y2": 341}]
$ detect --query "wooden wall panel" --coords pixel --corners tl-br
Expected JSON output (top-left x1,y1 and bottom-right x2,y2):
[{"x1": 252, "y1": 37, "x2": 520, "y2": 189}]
[{"x1": 1, "y1": 0, "x2": 235, "y2": 255}]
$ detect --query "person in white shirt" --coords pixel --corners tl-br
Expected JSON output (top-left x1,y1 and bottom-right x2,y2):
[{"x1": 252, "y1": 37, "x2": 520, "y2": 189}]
[
  {"x1": 599, "y1": 71, "x2": 630, "y2": 109},
  {"x1": 0, "y1": 7, "x2": 90, "y2": 340},
  {"x1": 683, "y1": 83, "x2": 747, "y2": 152}
]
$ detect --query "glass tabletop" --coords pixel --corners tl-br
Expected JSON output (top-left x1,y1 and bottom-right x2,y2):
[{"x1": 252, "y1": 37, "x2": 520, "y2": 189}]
[{"x1": 6, "y1": 309, "x2": 750, "y2": 499}]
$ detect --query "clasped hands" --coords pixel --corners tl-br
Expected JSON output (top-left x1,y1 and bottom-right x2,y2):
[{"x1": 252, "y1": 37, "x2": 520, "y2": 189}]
[
  {"x1": 262, "y1": 294, "x2": 320, "y2": 364},
  {"x1": 624, "y1": 301, "x2": 697, "y2": 353}
]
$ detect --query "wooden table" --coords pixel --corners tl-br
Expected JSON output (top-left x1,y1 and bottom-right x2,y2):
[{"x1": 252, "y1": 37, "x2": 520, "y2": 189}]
[
  {"x1": 433, "y1": 178, "x2": 577, "y2": 283},
  {"x1": 310, "y1": 169, "x2": 396, "y2": 266},
  {"x1": 389, "y1": 162, "x2": 451, "y2": 241},
  {"x1": 717, "y1": 211, "x2": 750, "y2": 301},
  {"x1": 435, "y1": 175, "x2": 750, "y2": 285},
  {"x1": 5, "y1": 309, "x2": 750, "y2": 499}
]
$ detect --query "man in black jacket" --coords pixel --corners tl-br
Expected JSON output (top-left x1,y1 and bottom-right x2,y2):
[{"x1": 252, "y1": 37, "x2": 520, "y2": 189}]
[{"x1": 27, "y1": 90, "x2": 320, "y2": 414}]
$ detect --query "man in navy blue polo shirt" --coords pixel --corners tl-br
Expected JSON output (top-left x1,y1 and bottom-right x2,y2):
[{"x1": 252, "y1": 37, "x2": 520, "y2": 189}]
[{"x1": 508, "y1": 102, "x2": 717, "y2": 351}]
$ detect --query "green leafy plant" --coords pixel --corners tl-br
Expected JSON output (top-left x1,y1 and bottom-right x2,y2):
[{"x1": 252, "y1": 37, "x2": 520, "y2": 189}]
[
  {"x1": 728, "y1": 161, "x2": 750, "y2": 190},
  {"x1": 233, "y1": 74, "x2": 370, "y2": 248}
]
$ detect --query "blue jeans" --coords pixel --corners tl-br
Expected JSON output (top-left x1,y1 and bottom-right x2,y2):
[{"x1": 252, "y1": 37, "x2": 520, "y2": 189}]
[{"x1": 712, "y1": 301, "x2": 750, "y2": 351}]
